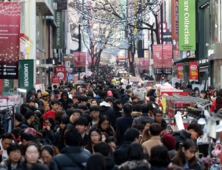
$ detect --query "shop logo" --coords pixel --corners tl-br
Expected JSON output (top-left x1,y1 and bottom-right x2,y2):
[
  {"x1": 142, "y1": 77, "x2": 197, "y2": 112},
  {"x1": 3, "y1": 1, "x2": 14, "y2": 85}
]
[{"x1": 24, "y1": 64, "x2": 29, "y2": 87}]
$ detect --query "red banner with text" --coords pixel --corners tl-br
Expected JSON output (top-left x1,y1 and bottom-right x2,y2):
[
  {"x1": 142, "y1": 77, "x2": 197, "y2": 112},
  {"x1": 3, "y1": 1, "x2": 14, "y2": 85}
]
[
  {"x1": 51, "y1": 76, "x2": 60, "y2": 84},
  {"x1": 163, "y1": 44, "x2": 173, "y2": 68},
  {"x1": 176, "y1": 63, "x2": 184, "y2": 79},
  {"x1": 189, "y1": 62, "x2": 198, "y2": 81},
  {"x1": 73, "y1": 52, "x2": 86, "y2": 68},
  {"x1": 0, "y1": 2, "x2": 21, "y2": 79},
  {"x1": 55, "y1": 65, "x2": 66, "y2": 81},
  {"x1": 152, "y1": 44, "x2": 163, "y2": 69},
  {"x1": 138, "y1": 58, "x2": 149, "y2": 71}
]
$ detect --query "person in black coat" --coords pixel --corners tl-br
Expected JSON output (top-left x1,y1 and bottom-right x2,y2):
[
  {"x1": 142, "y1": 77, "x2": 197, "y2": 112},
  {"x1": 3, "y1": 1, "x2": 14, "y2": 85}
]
[
  {"x1": 114, "y1": 128, "x2": 140, "y2": 165},
  {"x1": 50, "y1": 126, "x2": 90, "y2": 170},
  {"x1": 94, "y1": 142, "x2": 118, "y2": 170},
  {"x1": 58, "y1": 91, "x2": 73, "y2": 111},
  {"x1": 74, "y1": 117, "x2": 89, "y2": 146},
  {"x1": 149, "y1": 145, "x2": 171, "y2": 170}
]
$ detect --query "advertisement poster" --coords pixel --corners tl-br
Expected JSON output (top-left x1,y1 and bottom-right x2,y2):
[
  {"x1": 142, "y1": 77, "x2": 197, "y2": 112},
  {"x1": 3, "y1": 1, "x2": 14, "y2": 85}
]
[
  {"x1": 19, "y1": 60, "x2": 34, "y2": 91},
  {"x1": 189, "y1": 62, "x2": 198, "y2": 81},
  {"x1": 172, "y1": 0, "x2": 179, "y2": 40},
  {"x1": 162, "y1": 44, "x2": 173, "y2": 68},
  {"x1": 138, "y1": 58, "x2": 149, "y2": 71},
  {"x1": 73, "y1": 52, "x2": 86, "y2": 68},
  {"x1": 55, "y1": 65, "x2": 66, "y2": 81},
  {"x1": 179, "y1": 0, "x2": 196, "y2": 51},
  {"x1": 176, "y1": 63, "x2": 184, "y2": 79},
  {"x1": 54, "y1": 12, "x2": 63, "y2": 49},
  {"x1": 152, "y1": 44, "x2": 163, "y2": 69},
  {"x1": 0, "y1": 2, "x2": 21, "y2": 79},
  {"x1": 51, "y1": 76, "x2": 60, "y2": 85}
]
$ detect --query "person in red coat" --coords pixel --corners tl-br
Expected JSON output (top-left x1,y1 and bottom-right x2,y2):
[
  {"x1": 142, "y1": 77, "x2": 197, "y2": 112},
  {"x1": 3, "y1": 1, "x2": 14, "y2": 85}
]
[{"x1": 43, "y1": 100, "x2": 59, "y2": 125}]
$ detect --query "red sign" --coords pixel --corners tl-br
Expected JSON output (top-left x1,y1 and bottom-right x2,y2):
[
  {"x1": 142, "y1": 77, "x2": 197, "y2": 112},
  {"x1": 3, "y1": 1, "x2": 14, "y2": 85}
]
[
  {"x1": 162, "y1": 44, "x2": 173, "y2": 68},
  {"x1": 138, "y1": 58, "x2": 149, "y2": 71},
  {"x1": 152, "y1": 45, "x2": 163, "y2": 69},
  {"x1": 73, "y1": 52, "x2": 86, "y2": 68},
  {"x1": 73, "y1": 74, "x2": 78, "y2": 82},
  {"x1": 172, "y1": 0, "x2": 179, "y2": 40},
  {"x1": 51, "y1": 76, "x2": 60, "y2": 84},
  {"x1": 55, "y1": 65, "x2": 66, "y2": 81},
  {"x1": 176, "y1": 63, "x2": 184, "y2": 79},
  {"x1": 189, "y1": 62, "x2": 198, "y2": 81},
  {"x1": 0, "y1": 2, "x2": 21, "y2": 79}
]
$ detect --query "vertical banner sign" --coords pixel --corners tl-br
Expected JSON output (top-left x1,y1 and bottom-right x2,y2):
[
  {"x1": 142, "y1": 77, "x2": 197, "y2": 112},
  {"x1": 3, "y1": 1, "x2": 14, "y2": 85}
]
[
  {"x1": 179, "y1": 0, "x2": 196, "y2": 51},
  {"x1": 19, "y1": 60, "x2": 34, "y2": 91},
  {"x1": 189, "y1": 62, "x2": 198, "y2": 81},
  {"x1": 51, "y1": 76, "x2": 60, "y2": 85},
  {"x1": 54, "y1": 12, "x2": 63, "y2": 49},
  {"x1": 172, "y1": 0, "x2": 179, "y2": 40},
  {"x1": 138, "y1": 58, "x2": 149, "y2": 71},
  {"x1": 176, "y1": 63, "x2": 184, "y2": 79},
  {"x1": 55, "y1": 65, "x2": 66, "y2": 81},
  {"x1": 152, "y1": 45, "x2": 163, "y2": 69},
  {"x1": 162, "y1": 44, "x2": 173, "y2": 68},
  {"x1": 73, "y1": 52, "x2": 86, "y2": 68},
  {"x1": 0, "y1": 2, "x2": 21, "y2": 79}
]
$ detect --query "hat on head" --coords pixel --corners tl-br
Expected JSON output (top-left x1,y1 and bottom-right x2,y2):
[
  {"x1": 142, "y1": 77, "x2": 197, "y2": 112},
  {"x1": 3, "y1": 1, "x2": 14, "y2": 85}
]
[
  {"x1": 42, "y1": 91, "x2": 49, "y2": 97},
  {"x1": 15, "y1": 113, "x2": 23, "y2": 122},
  {"x1": 107, "y1": 90, "x2": 113, "y2": 97},
  {"x1": 161, "y1": 133, "x2": 176, "y2": 150}
]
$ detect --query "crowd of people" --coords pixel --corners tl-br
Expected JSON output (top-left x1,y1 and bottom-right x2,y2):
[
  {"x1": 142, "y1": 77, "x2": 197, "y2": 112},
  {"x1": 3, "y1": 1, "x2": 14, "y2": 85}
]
[{"x1": 0, "y1": 67, "x2": 218, "y2": 170}]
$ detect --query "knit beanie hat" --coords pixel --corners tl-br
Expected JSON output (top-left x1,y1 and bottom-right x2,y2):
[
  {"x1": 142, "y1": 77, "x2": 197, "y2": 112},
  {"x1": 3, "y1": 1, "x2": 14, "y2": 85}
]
[{"x1": 161, "y1": 133, "x2": 176, "y2": 150}]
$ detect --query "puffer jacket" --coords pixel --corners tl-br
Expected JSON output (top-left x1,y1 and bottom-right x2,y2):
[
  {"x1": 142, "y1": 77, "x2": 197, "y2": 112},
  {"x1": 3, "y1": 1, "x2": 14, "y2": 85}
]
[
  {"x1": 49, "y1": 146, "x2": 90, "y2": 170},
  {"x1": 118, "y1": 159, "x2": 151, "y2": 170},
  {"x1": 0, "y1": 159, "x2": 24, "y2": 170}
]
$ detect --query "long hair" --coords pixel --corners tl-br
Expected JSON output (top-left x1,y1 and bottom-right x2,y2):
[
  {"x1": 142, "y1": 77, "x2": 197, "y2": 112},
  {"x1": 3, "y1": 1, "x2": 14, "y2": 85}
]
[
  {"x1": 173, "y1": 139, "x2": 198, "y2": 168},
  {"x1": 85, "y1": 127, "x2": 102, "y2": 153},
  {"x1": 97, "y1": 115, "x2": 114, "y2": 136}
]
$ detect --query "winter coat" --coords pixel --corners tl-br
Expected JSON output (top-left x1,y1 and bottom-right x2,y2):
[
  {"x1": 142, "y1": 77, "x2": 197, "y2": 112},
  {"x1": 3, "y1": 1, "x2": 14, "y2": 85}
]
[
  {"x1": 142, "y1": 136, "x2": 162, "y2": 156},
  {"x1": 149, "y1": 158, "x2": 170, "y2": 170},
  {"x1": 121, "y1": 94, "x2": 130, "y2": 105},
  {"x1": 104, "y1": 157, "x2": 118, "y2": 170},
  {"x1": 0, "y1": 159, "x2": 24, "y2": 170},
  {"x1": 132, "y1": 114, "x2": 154, "y2": 127},
  {"x1": 59, "y1": 91, "x2": 73, "y2": 110},
  {"x1": 49, "y1": 146, "x2": 91, "y2": 170},
  {"x1": 114, "y1": 141, "x2": 131, "y2": 165},
  {"x1": 118, "y1": 159, "x2": 151, "y2": 170},
  {"x1": 172, "y1": 130, "x2": 191, "y2": 150},
  {"x1": 99, "y1": 101, "x2": 116, "y2": 128}
]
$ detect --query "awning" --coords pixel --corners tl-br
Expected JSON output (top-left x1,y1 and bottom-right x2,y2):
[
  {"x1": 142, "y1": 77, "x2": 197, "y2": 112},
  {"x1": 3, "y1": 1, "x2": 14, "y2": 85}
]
[
  {"x1": 36, "y1": 0, "x2": 54, "y2": 16},
  {"x1": 174, "y1": 55, "x2": 196, "y2": 64}
]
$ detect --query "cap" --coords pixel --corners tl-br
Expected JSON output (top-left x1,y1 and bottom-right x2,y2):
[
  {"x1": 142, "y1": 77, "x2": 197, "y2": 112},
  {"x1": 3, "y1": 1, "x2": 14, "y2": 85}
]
[
  {"x1": 42, "y1": 92, "x2": 49, "y2": 97},
  {"x1": 14, "y1": 113, "x2": 23, "y2": 122}
]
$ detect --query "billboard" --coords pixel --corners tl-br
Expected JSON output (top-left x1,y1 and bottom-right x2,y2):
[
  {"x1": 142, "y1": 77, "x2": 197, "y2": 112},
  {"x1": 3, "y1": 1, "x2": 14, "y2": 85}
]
[
  {"x1": 73, "y1": 52, "x2": 86, "y2": 68},
  {"x1": 189, "y1": 62, "x2": 198, "y2": 81},
  {"x1": 179, "y1": 0, "x2": 196, "y2": 51},
  {"x1": 176, "y1": 63, "x2": 184, "y2": 79},
  {"x1": 0, "y1": 2, "x2": 21, "y2": 79},
  {"x1": 138, "y1": 58, "x2": 149, "y2": 71},
  {"x1": 162, "y1": 44, "x2": 173, "y2": 68}
]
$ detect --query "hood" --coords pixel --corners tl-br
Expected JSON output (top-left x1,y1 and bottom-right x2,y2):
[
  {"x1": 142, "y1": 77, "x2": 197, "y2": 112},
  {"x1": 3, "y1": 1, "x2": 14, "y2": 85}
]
[
  {"x1": 105, "y1": 157, "x2": 116, "y2": 169},
  {"x1": 149, "y1": 158, "x2": 170, "y2": 167},
  {"x1": 100, "y1": 101, "x2": 111, "y2": 107},
  {"x1": 119, "y1": 159, "x2": 150, "y2": 170},
  {"x1": 61, "y1": 91, "x2": 69, "y2": 98},
  {"x1": 173, "y1": 130, "x2": 191, "y2": 140}
]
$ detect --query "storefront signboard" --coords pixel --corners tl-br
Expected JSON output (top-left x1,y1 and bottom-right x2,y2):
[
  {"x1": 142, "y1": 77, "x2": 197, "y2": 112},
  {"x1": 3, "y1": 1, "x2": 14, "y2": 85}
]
[
  {"x1": 55, "y1": 65, "x2": 66, "y2": 81},
  {"x1": 54, "y1": 12, "x2": 63, "y2": 49},
  {"x1": 162, "y1": 44, "x2": 173, "y2": 68},
  {"x1": 19, "y1": 59, "x2": 34, "y2": 91},
  {"x1": 152, "y1": 44, "x2": 163, "y2": 69},
  {"x1": 73, "y1": 52, "x2": 86, "y2": 68},
  {"x1": 172, "y1": 0, "x2": 179, "y2": 40},
  {"x1": 138, "y1": 58, "x2": 149, "y2": 71},
  {"x1": 0, "y1": 2, "x2": 21, "y2": 79},
  {"x1": 179, "y1": 0, "x2": 196, "y2": 51}
]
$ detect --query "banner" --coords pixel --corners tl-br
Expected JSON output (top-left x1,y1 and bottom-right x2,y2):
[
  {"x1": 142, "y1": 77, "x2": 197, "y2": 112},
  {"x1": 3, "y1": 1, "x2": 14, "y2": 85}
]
[
  {"x1": 73, "y1": 52, "x2": 86, "y2": 68},
  {"x1": 179, "y1": 0, "x2": 196, "y2": 51},
  {"x1": 0, "y1": 2, "x2": 21, "y2": 79},
  {"x1": 3, "y1": 79, "x2": 12, "y2": 92},
  {"x1": 176, "y1": 64, "x2": 184, "y2": 79},
  {"x1": 189, "y1": 62, "x2": 198, "y2": 81},
  {"x1": 51, "y1": 76, "x2": 60, "y2": 84},
  {"x1": 138, "y1": 58, "x2": 149, "y2": 71},
  {"x1": 55, "y1": 65, "x2": 66, "y2": 81},
  {"x1": 172, "y1": 0, "x2": 179, "y2": 40},
  {"x1": 19, "y1": 60, "x2": 34, "y2": 91},
  {"x1": 152, "y1": 44, "x2": 163, "y2": 69},
  {"x1": 54, "y1": 12, "x2": 63, "y2": 49},
  {"x1": 163, "y1": 44, "x2": 173, "y2": 68}
]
